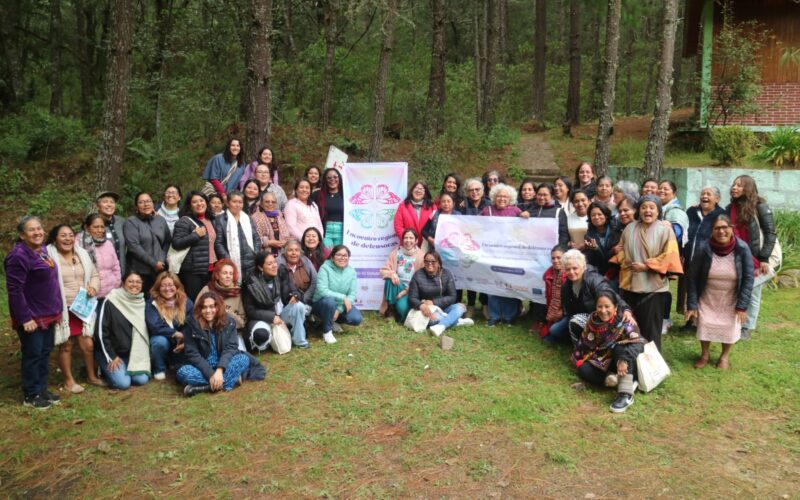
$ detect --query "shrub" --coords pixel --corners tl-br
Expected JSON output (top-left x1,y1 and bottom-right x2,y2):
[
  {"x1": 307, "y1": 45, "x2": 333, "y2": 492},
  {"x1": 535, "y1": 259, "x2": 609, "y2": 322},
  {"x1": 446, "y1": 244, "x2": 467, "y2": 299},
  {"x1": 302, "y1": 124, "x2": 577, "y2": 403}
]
[
  {"x1": 755, "y1": 126, "x2": 800, "y2": 166},
  {"x1": 708, "y1": 126, "x2": 757, "y2": 165},
  {"x1": 0, "y1": 104, "x2": 93, "y2": 161},
  {"x1": 775, "y1": 210, "x2": 800, "y2": 271}
]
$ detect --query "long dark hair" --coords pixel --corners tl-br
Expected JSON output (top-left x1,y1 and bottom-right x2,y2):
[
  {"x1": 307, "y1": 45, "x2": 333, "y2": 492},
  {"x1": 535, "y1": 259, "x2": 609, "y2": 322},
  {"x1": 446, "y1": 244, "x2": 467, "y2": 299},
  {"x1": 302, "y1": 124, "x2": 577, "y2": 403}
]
[
  {"x1": 574, "y1": 162, "x2": 596, "y2": 187},
  {"x1": 730, "y1": 175, "x2": 764, "y2": 224},
  {"x1": 301, "y1": 227, "x2": 327, "y2": 269},
  {"x1": 46, "y1": 223, "x2": 74, "y2": 246},
  {"x1": 587, "y1": 201, "x2": 611, "y2": 231},
  {"x1": 518, "y1": 178, "x2": 538, "y2": 203},
  {"x1": 255, "y1": 146, "x2": 276, "y2": 177},
  {"x1": 440, "y1": 172, "x2": 463, "y2": 201},
  {"x1": 222, "y1": 138, "x2": 244, "y2": 164},
  {"x1": 294, "y1": 178, "x2": 314, "y2": 206},
  {"x1": 316, "y1": 168, "x2": 342, "y2": 222},
  {"x1": 305, "y1": 165, "x2": 322, "y2": 191},
  {"x1": 179, "y1": 191, "x2": 214, "y2": 220},
  {"x1": 194, "y1": 291, "x2": 228, "y2": 331},
  {"x1": 404, "y1": 181, "x2": 434, "y2": 209}
]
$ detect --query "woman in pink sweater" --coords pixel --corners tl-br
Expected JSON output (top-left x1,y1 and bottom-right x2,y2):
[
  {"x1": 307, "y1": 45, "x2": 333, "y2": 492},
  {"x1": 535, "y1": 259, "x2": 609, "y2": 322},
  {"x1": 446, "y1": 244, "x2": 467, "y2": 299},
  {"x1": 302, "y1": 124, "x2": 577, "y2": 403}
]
[
  {"x1": 79, "y1": 214, "x2": 122, "y2": 299},
  {"x1": 284, "y1": 178, "x2": 324, "y2": 241}
]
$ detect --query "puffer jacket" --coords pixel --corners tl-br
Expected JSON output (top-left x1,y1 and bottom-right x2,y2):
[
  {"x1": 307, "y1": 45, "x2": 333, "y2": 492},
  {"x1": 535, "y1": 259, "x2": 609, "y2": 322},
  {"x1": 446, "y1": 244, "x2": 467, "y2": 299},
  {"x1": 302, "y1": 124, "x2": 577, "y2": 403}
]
[
  {"x1": 687, "y1": 238, "x2": 754, "y2": 312},
  {"x1": 242, "y1": 268, "x2": 301, "y2": 327},
  {"x1": 407, "y1": 267, "x2": 458, "y2": 310},
  {"x1": 726, "y1": 201, "x2": 777, "y2": 263},
  {"x1": 172, "y1": 215, "x2": 214, "y2": 275},
  {"x1": 123, "y1": 214, "x2": 171, "y2": 276},
  {"x1": 561, "y1": 266, "x2": 630, "y2": 317}
]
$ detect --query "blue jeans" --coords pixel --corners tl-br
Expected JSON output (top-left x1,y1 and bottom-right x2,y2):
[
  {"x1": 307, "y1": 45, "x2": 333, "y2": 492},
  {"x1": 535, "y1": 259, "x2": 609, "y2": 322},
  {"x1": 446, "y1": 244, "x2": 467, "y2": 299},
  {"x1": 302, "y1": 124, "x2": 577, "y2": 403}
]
[
  {"x1": 282, "y1": 302, "x2": 309, "y2": 346},
  {"x1": 429, "y1": 303, "x2": 466, "y2": 330},
  {"x1": 312, "y1": 297, "x2": 363, "y2": 333},
  {"x1": 744, "y1": 283, "x2": 763, "y2": 331},
  {"x1": 543, "y1": 316, "x2": 571, "y2": 344},
  {"x1": 17, "y1": 324, "x2": 54, "y2": 398},
  {"x1": 95, "y1": 352, "x2": 150, "y2": 390},
  {"x1": 150, "y1": 336, "x2": 171, "y2": 375},
  {"x1": 487, "y1": 295, "x2": 520, "y2": 323}
]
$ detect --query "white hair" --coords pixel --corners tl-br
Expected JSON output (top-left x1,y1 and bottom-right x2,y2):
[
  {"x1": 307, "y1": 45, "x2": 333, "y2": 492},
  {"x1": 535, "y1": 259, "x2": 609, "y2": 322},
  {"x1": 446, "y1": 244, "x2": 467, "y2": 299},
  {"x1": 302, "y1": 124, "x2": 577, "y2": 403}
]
[
  {"x1": 462, "y1": 177, "x2": 483, "y2": 198},
  {"x1": 488, "y1": 183, "x2": 518, "y2": 205},
  {"x1": 561, "y1": 249, "x2": 586, "y2": 271}
]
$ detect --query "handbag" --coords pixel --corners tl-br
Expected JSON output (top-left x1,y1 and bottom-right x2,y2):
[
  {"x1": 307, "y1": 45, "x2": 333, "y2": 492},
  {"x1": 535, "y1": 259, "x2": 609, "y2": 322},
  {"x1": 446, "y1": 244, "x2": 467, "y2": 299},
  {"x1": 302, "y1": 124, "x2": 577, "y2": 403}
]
[
  {"x1": 404, "y1": 305, "x2": 443, "y2": 333},
  {"x1": 269, "y1": 322, "x2": 292, "y2": 355},
  {"x1": 166, "y1": 218, "x2": 200, "y2": 272},
  {"x1": 755, "y1": 213, "x2": 782, "y2": 271},
  {"x1": 201, "y1": 161, "x2": 239, "y2": 197},
  {"x1": 636, "y1": 341, "x2": 671, "y2": 393}
]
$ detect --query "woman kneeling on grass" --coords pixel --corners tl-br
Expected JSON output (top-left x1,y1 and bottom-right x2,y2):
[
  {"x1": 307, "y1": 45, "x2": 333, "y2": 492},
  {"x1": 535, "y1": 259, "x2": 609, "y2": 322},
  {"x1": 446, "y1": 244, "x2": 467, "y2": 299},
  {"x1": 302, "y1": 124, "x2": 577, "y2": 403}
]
[
  {"x1": 407, "y1": 251, "x2": 473, "y2": 337},
  {"x1": 572, "y1": 292, "x2": 645, "y2": 413},
  {"x1": 177, "y1": 291, "x2": 263, "y2": 396}
]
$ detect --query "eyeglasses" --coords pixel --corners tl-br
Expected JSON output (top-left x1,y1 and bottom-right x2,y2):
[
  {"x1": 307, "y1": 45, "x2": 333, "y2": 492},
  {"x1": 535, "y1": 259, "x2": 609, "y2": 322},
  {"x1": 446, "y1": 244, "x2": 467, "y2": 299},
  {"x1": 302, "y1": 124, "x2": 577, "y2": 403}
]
[
  {"x1": 713, "y1": 226, "x2": 732, "y2": 231},
  {"x1": 262, "y1": 199, "x2": 277, "y2": 204},
  {"x1": 487, "y1": 177, "x2": 499, "y2": 182},
  {"x1": 468, "y1": 188, "x2": 482, "y2": 192},
  {"x1": 326, "y1": 176, "x2": 338, "y2": 181},
  {"x1": 423, "y1": 259, "x2": 437, "y2": 264},
  {"x1": 334, "y1": 253, "x2": 349, "y2": 258}
]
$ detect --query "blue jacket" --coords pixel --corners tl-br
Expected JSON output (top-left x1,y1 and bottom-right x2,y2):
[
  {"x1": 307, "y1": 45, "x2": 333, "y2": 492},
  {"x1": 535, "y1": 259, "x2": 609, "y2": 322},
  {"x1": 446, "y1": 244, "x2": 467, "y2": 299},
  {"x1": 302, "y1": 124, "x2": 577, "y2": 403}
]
[
  {"x1": 145, "y1": 297, "x2": 194, "y2": 339},
  {"x1": 202, "y1": 153, "x2": 245, "y2": 193},
  {"x1": 685, "y1": 205, "x2": 725, "y2": 263},
  {"x1": 686, "y1": 238, "x2": 754, "y2": 312}
]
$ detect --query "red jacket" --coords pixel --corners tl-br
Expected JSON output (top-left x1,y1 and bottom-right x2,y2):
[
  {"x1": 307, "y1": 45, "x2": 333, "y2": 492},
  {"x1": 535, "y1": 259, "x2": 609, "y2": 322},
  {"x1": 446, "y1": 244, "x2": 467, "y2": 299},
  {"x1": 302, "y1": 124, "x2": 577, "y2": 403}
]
[
  {"x1": 540, "y1": 266, "x2": 567, "y2": 337},
  {"x1": 394, "y1": 201, "x2": 436, "y2": 246}
]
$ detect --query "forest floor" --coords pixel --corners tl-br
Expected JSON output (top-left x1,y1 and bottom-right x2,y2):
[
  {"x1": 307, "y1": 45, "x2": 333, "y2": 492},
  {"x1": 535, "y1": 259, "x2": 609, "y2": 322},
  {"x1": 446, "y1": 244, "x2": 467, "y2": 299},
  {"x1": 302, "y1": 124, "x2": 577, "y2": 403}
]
[{"x1": 0, "y1": 279, "x2": 798, "y2": 498}]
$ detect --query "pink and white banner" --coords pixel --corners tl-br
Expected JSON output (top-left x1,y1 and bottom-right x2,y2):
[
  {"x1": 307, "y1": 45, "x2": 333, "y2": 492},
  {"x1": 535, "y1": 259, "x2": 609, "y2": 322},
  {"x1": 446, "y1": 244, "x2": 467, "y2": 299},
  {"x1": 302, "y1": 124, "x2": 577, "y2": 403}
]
[
  {"x1": 343, "y1": 162, "x2": 408, "y2": 310},
  {"x1": 434, "y1": 215, "x2": 558, "y2": 304}
]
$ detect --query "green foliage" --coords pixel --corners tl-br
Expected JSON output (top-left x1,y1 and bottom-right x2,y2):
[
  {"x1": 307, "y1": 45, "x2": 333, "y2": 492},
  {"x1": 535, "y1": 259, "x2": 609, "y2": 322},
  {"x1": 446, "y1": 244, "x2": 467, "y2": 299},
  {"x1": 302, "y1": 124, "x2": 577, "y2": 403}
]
[
  {"x1": 775, "y1": 210, "x2": 800, "y2": 270},
  {"x1": 412, "y1": 139, "x2": 455, "y2": 188},
  {"x1": 0, "y1": 104, "x2": 94, "y2": 161},
  {"x1": 755, "y1": 126, "x2": 800, "y2": 166},
  {"x1": 609, "y1": 139, "x2": 645, "y2": 166},
  {"x1": 708, "y1": 126, "x2": 758, "y2": 165}
]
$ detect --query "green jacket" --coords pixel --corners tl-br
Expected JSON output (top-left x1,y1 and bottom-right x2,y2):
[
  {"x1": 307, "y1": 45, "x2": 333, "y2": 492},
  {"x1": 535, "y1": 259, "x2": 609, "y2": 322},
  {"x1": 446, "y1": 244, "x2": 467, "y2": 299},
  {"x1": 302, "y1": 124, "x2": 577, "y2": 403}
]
[{"x1": 313, "y1": 260, "x2": 357, "y2": 313}]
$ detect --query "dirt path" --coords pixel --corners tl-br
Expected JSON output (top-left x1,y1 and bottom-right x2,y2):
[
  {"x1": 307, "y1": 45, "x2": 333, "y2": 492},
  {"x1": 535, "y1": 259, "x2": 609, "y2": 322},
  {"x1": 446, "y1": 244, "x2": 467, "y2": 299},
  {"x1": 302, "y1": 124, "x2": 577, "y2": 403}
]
[{"x1": 517, "y1": 133, "x2": 561, "y2": 183}]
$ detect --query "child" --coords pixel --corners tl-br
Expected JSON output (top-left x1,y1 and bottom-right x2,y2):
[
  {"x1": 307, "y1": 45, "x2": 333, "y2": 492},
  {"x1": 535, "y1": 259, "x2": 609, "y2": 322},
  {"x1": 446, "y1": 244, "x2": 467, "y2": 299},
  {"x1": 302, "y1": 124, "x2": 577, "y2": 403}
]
[{"x1": 534, "y1": 245, "x2": 568, "y2": 337}]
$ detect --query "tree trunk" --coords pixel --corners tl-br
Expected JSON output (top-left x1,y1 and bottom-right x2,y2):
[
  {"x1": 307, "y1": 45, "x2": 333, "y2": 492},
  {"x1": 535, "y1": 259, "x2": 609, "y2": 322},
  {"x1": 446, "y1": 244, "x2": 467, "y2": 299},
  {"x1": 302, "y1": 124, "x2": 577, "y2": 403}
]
[
  {"x1": 49, "y1": 0, "x2": 64, "y2": 115},
  {"x1": 670, "y1": 0, "x2": 684, "y2": 108},
  {"x1": 643, "y1": 0, "x2": 680, "y2": 181},
  {"x1": 481, "y1": 0, "x2": 501, "y2": 128},
  {"x1": 244, "y1": 0, "x2": 273, "y2": 163},
  {"x1": 367, "y1": 0, "x2": 399, "y2": 162},
  {"x1": 149, "y1": 0, "x2": 177, "y2": 148},
  {"x1": 0, "y1": 1, "x2": 24, "y2": 111},
  {"x1": 498, "y1": 0, "x2": 507, "y2": 62},
  {"x1": 424, "y1": 0, "x2": 447, "y2": 141},
  {"x1": 320, "y1": 0, "x2": 337, "y2": 128},
  {"x1": 94, "y1": 0, "x2": 133, "y2": 193},
  {"x1": 473, "y1": 0, "x2": 484, "y2": 127},
  {"x1": 624, "y1": 29, "x2": 633, "y2": 115},
  {"x1": 282, "y1": 0, "x2": 296, "y2": 58},
  {"x1": 531, "y1": 0, "x2": 546, "y2": 121},
  {"x1": 563, "y1": 0, "x2": 581, "y2": 134},
  {"x1": 587, "y1": 4, "x2": 603, "y2": 120},
  {"x1": 593, "y1": 0, "x2": 622, "y2": 176}
]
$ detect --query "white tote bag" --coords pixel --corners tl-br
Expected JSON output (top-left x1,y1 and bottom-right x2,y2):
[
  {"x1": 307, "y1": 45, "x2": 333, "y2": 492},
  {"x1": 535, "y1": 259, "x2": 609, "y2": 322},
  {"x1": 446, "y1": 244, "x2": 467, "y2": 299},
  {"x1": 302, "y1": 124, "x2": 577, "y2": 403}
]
[
  {"x1": 269, "y1": 322, "x2": 292, "y2": 355},
  {"x1": 404, "y1": 306, "x2": 443, "y2": 333},
  {"x1": 166, "y1": 218, "x2": 200, "y2": 272},
  {"x1": 636, "y1": 341, "x2": 671, "y2": 393}
]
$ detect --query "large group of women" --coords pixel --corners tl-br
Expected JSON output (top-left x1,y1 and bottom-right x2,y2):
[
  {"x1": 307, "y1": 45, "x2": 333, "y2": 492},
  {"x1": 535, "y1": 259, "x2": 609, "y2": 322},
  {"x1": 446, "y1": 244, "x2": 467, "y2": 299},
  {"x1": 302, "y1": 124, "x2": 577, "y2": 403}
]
[{"x1": 5, "y1": 139, "x2": 778, "y2": 413}]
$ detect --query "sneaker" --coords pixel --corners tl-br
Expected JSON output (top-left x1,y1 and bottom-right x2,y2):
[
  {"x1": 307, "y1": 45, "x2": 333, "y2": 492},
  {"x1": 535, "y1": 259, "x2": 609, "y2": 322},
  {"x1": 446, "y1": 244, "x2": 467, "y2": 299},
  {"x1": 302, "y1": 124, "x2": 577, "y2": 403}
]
[
  {"x1": 183, "y1": 384, "x2": 212, "y2": 397},
  {"x1": 153, "y1": 372, "x2": 166, "y2": 381},
  {"x1": 41, "y1": 389, "x2": 61, "y2": 405},
  {"x1": 429, "y1": 324, "x2": 446, "y2": 337},
  {"x1": 296, "y1": 343, "x2": 311, "y2": 349},
  {"x1": 457, "y1": 317, "x2": 474, "y2": 327},
  {"x1": 604, "y1": 373, "x2": 619, "y2": 388},
  {"x1": 609, "y1": 392, "x2": 634, "y2": 413},
  {"x1": 740, "y1": 328, "x2": 751, "y2": 340},
  {"x1": 332, "y1": 323, "x2": 343, "y2": 333},
  {"x1": 323, "y1": 332, "x2": 338, "y2": 344},
  {"x1": 23, "y1": 394, "x2": 52, "y2": 410}
]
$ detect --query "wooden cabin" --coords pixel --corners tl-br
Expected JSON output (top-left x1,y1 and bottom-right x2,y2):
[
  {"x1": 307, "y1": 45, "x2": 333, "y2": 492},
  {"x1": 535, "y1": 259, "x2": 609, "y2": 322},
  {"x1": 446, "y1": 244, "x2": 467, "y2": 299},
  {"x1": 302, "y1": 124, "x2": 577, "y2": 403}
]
[{"x1": 684, "y1": 0, "x2": 800, "y2": 130}]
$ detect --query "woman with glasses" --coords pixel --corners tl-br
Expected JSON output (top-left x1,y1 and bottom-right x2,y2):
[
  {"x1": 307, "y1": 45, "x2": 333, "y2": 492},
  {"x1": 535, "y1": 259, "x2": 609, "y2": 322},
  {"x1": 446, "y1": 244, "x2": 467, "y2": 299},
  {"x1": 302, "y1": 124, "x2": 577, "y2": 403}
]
[
  {"x1": 407, "y1": 251, "x2": 473, "y2": 337},
  {"x1": 461, "y1": 178, "x2": 489, "y2": 317},
  {"x1": 252, "y1": 192, "x2": 290, "y2": 258},
  {"x1": 394, "y1": 181, "x2": 436, "y2": 247},
  {"x1": 686, "y1": 214, "x2": 754, "y2": 369},
  {"x1": 312, "y1": 245, "x2": 362, "y2": 344},
  {"x1": 482, "y1": 170, "x2": 504, "y2": 202},
  {"x1": 315, "y1": 168, "x2": 345, "y2": 248},
  {"x1": 123, "y1": 192, "x2": 172, "y2": 294},
  {"x1": 252, "y1": 162, "x2": 288, "y2": 210},
  {"x1": 156, "y1": 184, "x2": 182, "y2": 234}
]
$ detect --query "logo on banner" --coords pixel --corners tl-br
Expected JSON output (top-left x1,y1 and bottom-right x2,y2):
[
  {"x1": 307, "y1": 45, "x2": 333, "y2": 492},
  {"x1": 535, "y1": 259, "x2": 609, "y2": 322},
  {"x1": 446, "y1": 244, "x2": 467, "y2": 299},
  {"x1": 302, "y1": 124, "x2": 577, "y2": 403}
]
[
  {"x1": 437, "y1": 224, "x2": 481, "y2": 268},
  {"x1": 348, "y1": 183, "x2": 402, "y2": 229}
]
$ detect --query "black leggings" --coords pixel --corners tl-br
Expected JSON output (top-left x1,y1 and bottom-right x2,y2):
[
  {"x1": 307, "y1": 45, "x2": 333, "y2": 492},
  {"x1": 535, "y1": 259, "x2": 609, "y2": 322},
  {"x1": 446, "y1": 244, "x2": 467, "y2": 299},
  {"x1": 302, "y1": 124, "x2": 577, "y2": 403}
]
[
  {"x1": 623, "y1": 290, "x2": 667, "y2": 351},
  {"x1": 180, "y1": 271, "x2": 211, "y2": 303},
  {"x1": 466, "y1": 290, "x2": 488, "y2": 307},
  {"x1": 577, "y1": 343, "x2": 644, "y2": 386}
]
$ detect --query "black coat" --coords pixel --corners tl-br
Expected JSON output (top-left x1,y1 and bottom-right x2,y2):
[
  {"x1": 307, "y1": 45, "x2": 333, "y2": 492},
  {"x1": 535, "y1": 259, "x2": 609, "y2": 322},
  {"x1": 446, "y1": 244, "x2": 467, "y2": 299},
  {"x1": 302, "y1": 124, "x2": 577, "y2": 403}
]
[
  {"x1": 242, "y1": 268, "x2": 301, "y2": 329},
  {"x1": 213, "y1": 213, "x2": 261, "y2": 280},
  {"x1": 408, "y1": 267, "x2": 458, "y2": 310},
  {"x1": 562, "y1": 267, "x2": 630, "y2": 317},
  {"x1": 726, "y1": 201, "x2": 777, "y2": 263},
  {"x1": 181, "y1": 314, "x2": 241, "y2": 380},
  {"x1": 685, "y1": 205, "x2": 725, "y2": 263},
  {"x1": 686, "y1": 238, "x2": 754, "y2": 312},
  {"x1": 95, "y1": 300, "x2": 135, "y2": 362},
  {"x1": 584, "y1": 224, "x2": 622, "y2": 275},
  {"x1": 123, "y1": 214, "x2": 171, "y2": 276},
  {"x1": 529, "y1": 204, "x2": 569, "y2": 246},
  {"x1": 172, "y1": 215, "x2": 213, "y2": 275}
]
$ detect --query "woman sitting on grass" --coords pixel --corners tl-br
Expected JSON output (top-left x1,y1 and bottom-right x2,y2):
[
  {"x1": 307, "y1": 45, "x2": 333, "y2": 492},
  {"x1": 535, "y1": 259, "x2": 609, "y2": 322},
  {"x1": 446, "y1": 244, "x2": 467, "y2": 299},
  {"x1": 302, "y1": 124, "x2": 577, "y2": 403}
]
[
  {"x1": 407, "y1": 251, "x2": 473, "y2": 337},
  {"x1": 572, "y1": 292, "x2": 645, "y2": 413},
  {"x1": 311, "y1": 245, "x2": 362, "y2": 344},
  {"x1": 380, "y1": 228, "x2": 426, "y2": 322}
]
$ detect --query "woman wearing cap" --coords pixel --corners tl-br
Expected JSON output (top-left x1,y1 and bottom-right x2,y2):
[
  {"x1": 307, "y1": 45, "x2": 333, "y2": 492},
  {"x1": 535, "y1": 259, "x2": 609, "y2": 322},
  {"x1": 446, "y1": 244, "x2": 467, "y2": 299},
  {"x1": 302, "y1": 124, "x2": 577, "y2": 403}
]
[
  {"x1": 612, "y1": 195, "x2": 683, "y2": 350},
  {"x1": 95, "y1": 191, "x2": 126, "y2": 277},
  {"x1": 123, "y1": 192, "x2": 172, "y2": 294},
  {"x1": 203, "y1": 138, "x2": 246, "y2": 200},
  {"x1": 5, "y1": 216, "x2": 63, "y2": 409}
]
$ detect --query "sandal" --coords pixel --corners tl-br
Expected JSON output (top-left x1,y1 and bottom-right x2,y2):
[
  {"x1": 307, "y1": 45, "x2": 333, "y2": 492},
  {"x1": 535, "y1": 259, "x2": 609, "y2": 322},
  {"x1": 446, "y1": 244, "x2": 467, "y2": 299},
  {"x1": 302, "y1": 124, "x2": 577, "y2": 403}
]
[{"x1": 693, "y1": 357, "x2": 710, "y2": 369}]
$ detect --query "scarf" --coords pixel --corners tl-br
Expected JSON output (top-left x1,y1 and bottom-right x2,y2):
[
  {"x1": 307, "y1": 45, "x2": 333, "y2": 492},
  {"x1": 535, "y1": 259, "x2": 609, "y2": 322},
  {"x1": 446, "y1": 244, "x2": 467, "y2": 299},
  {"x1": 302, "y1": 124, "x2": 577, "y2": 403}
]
[
  {"x1": 226, "y1": 209, "x2": 254, "y2": 283},
  {"x1": 572, "y1": 311, "x2": 642, "y2": 371},
  {"x1": 614, "y1": 220, "x2": 683, "y2": 293},
  {"x1": 80, "y1": 231, "x2": 107, "y2": 263},
  {"x1": 545, "y1": 268, "x2": 564, "y2": 324},
  {"x1": 105, "y1": 287, "x2": 150, "y2": 375},
  {"x1": 710, "y1": 235, "x2": 736, "y2": 256},
  {"x1": 196, "y1": 213, "x2": 217, "y2": 269},
  {"x1": 263, "y1": 209, "x2": 280, "y2": 218},
  {"x1": 48, "y1": 244, "x2": 95, "y2": 345},
  {"x1": 208, "y1": 279, "x2": 241, "y2": 298}
]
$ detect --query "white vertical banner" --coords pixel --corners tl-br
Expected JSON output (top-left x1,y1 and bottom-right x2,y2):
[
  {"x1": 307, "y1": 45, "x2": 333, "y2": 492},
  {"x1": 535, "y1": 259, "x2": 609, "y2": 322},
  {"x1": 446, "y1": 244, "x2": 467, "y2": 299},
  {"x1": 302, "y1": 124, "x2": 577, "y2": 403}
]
[
  {"x1": 324, "y1": 145, "x2": 348, "y2": 172},
  {"x1": 342, "y1": 162, "x2": 408, "y2": 310}
]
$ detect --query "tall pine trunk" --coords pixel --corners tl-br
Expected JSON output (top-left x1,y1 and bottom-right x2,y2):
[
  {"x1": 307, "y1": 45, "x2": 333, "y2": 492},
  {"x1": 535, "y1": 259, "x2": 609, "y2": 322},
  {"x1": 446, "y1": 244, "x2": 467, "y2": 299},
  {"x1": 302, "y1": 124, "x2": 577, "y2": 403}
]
[
  {"x1": 320, "y1": 0, "x2": 337, "y2": 128},
  {"x1": 368, "y1": 0, "x2": 399, "y2": 162},
  {"x1": 593, "y1": 0, "x2": 622, "y2": 176},
  {"x1": 424, "y1": 0, "x2": 447, "y2": 141},
  {"x1": 244, "y1": 0, "x2": 273, "y2": 163},
  {"x1": 643, "y1": 0, "x2": 680, "y2": 181},
  {"x1": 531, "y1": 0, "x2": 546, "y2": 121},
  {"x1": 94, "y1": 0, "x2": 133, "y2": 193},
  {"x1": 563, "y1": 0, "x2": 581, "y2": 134},
  {"x1": 481, "y1": 0, "x2": 501, "y2": 128},
  {"x1": 473, "y1": 0, "x2": 484, "y2": 127},
  {"x1": 48, "y1": 0, "x2": 63, "y2": 115}
]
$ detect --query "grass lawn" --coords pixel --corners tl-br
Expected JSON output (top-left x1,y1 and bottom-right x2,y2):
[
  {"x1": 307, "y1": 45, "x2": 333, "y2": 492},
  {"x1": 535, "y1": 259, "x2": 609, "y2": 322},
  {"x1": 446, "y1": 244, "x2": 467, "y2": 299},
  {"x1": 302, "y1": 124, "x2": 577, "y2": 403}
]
[{"x1": 0, "y1": 284, "x2": 798, "y2": 498}]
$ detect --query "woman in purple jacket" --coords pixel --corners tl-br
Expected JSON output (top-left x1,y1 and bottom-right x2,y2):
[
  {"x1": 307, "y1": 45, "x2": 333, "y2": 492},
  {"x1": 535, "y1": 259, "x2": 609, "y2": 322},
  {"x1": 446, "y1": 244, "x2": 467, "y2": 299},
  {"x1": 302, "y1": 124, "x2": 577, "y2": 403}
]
[{"x1": 4, "y1": 216, "x2": 63, "y2": 409}]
